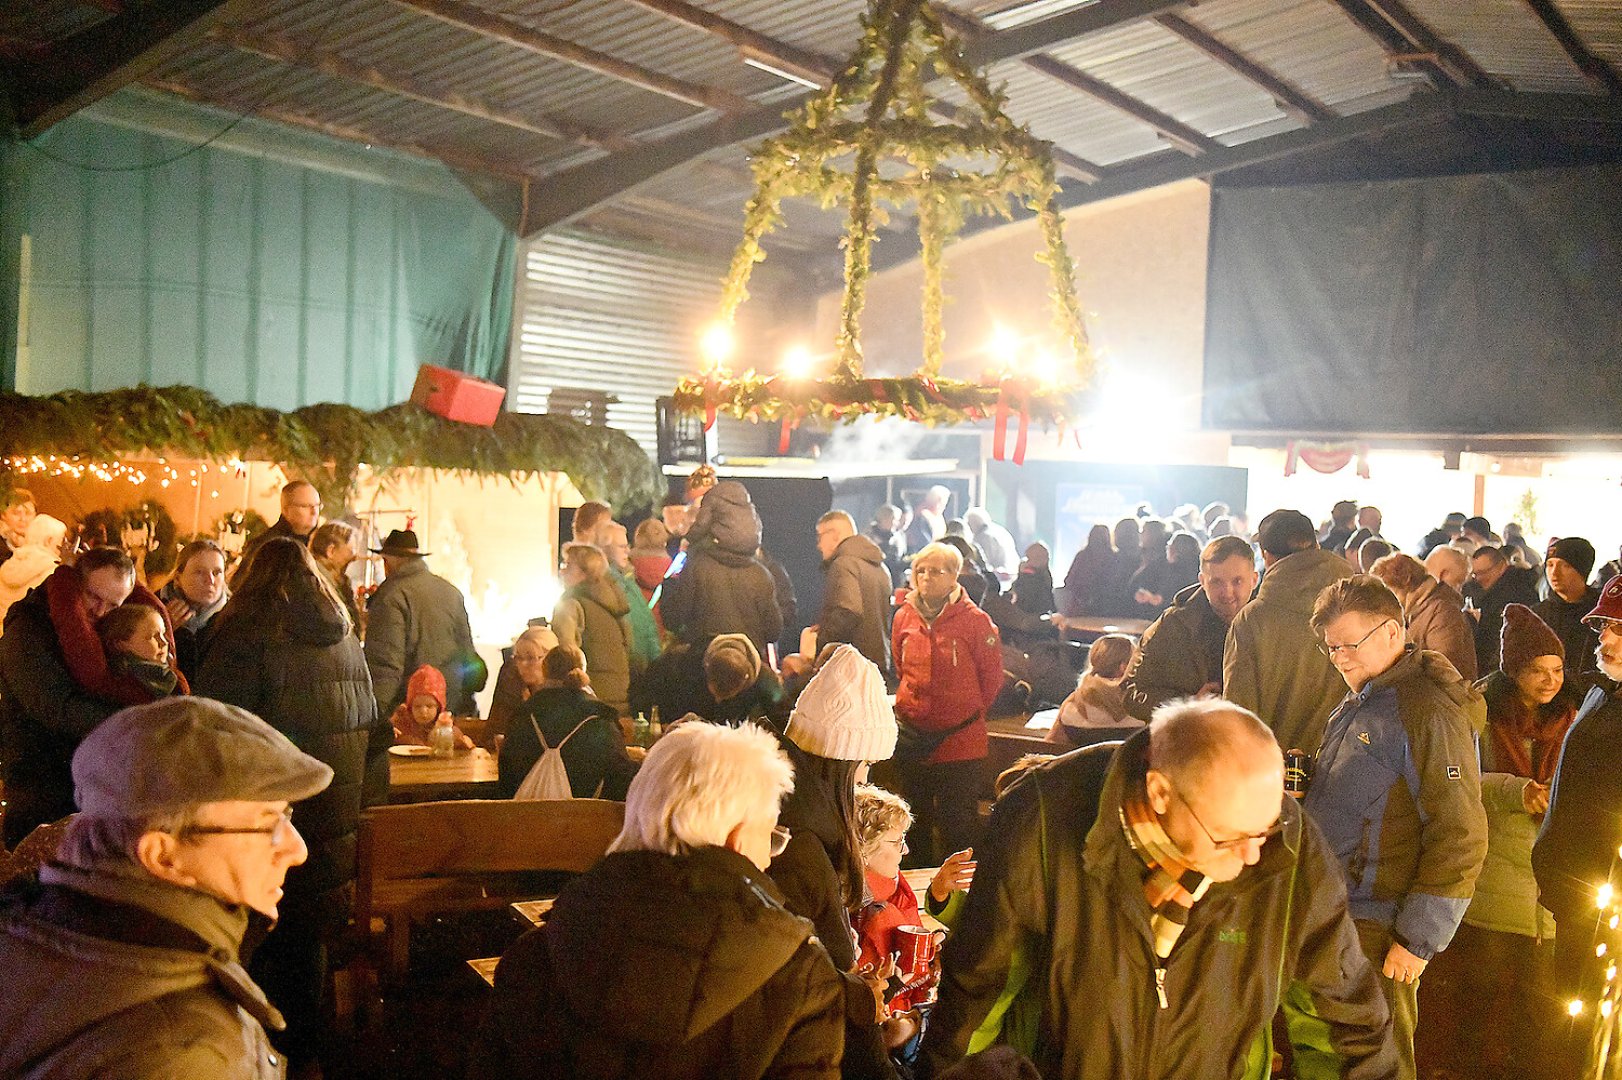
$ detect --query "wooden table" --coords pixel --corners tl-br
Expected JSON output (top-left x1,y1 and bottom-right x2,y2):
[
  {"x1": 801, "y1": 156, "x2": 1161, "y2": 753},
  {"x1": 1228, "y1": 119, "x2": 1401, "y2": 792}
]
[
  {"x1": 511, "y1": 898, "x2": 556, "y2": 927},
  {"x1": 1060, "y1": 615, "x2": 1150, "y2": 642},
  {"x1": 387, "y1": 747, "x2": 499, "y2": 803},
  {"x1": 468, "y1": 956, "x2": 500, "y2": 987}
]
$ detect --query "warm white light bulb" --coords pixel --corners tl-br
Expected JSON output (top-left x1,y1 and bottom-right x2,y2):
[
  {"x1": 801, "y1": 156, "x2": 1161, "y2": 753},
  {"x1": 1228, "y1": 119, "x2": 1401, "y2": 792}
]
[
  {"x1": 700, "y1": 323, "x2": 735, "y2": 368},
  {"x1": 1569, "y1": 999, "x2": 1586, "y2": 1017},
  {"x1": 780, "y1": 345, "x2": 814, "y2": 380},
  {"x1": 1600, "y1": 883, "x2": 1615, "y2": 910}
]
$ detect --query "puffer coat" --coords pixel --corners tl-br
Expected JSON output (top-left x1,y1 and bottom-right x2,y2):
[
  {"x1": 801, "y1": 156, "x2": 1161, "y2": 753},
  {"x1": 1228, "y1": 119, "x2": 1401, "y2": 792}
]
[
  {"x1": 661, "y1": 482, "x2": 783, "y2": 654},
  {"x1": 195, "y1": 590, "x2": 384, "y2": 909}
]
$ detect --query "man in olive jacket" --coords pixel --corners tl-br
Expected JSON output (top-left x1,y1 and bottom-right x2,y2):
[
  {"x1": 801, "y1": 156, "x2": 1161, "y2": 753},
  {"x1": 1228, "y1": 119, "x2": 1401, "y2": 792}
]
[
  {"x1": 919, "y1": 701, "x2": 1394, "y2": 1080},
  {"x1": 1122, "y1": 535, "x2": 1257, "y2": 721},
  {"x1": 1224, "y1": 509, "x2": 1356, "y2": 756},
  {"x1": 1304, "y1": 576, "x2": 1488, "y2": 1080}
]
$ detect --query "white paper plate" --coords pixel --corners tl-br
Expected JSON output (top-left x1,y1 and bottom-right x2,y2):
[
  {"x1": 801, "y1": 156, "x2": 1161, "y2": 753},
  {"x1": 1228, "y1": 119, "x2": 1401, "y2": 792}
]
[{"x1": 388, "y1": 744, "x2": 432, "y2": 758}]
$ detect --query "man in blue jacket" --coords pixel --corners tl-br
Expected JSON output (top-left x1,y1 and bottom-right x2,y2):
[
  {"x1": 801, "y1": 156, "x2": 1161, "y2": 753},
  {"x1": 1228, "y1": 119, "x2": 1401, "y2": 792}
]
[{"x1": 1301, "y1": 575, "x2": 1488, "y2": 1079}]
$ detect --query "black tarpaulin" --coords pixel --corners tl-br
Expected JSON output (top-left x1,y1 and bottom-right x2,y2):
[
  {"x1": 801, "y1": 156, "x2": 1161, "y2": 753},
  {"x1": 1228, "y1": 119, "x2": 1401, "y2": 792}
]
[{"x1": 1202, "y1": 164, "x2": 1622, "y2": 434}]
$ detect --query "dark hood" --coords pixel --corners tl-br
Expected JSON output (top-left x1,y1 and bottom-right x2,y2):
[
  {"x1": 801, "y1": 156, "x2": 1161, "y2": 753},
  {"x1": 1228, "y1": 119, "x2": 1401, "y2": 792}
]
[
  {"x1": 689, "y1": 481, "x2": 762, "y2": 557},
  {"x1": 828, "y1": 534, "x2": 885, "y2": 568},
  {"x1": 1255, "y1": 548, "x2": 1354, "y2": 614},
  {"x1": 546, "y1": 847, "x2": 812, "y2": 1044}
]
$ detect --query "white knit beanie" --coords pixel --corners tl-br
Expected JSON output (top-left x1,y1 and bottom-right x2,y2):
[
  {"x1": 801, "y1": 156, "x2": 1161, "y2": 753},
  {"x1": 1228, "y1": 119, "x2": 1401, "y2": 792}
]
[{"x1": 786, "y1": 644, "x2": 897, "y2": 762}]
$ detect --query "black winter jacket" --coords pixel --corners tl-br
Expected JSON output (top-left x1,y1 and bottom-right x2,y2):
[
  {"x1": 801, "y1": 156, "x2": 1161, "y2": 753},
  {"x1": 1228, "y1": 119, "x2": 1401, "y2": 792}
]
[
  {"x1": 1534, "y1": 677, "x2": 1622, "y2": 932},
  {"x1": 495, "y1": 685, "x2": 637, "y2": 800},
  {"x1": 467, "y1": 845, "x2": 845, "y2": 1080},
  {"x1": 0, "y1": 586, "x2": 121, "y2": 847},
  {"x1": 1463, "y1": 565, "x2": 1540, "y2": 676},
  {"x1": 195, "y1": 592, "x2": 385, "y2": 908},
  {"x1": 767, "y1": 741, "x2": 897, "y2": 1080},
  {"x1": 1121, "y1": 583, "x2": 1227, "y2": 722},
  {"x1": 662, "y1": 548, "x2": 783, "y2": 656},
  {"x1": 920, "y1": 732, "x2": 1395, "y2": 1080},
  {"x1": 1534, "y1": 585, "x2": 1601, "y2": 678},
  {"x1": 819, "y1": 535, "x2": 893, "y2": 674}
]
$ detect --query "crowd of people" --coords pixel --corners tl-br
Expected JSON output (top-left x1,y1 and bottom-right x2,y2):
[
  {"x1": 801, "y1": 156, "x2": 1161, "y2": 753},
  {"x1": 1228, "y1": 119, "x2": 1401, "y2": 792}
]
[{"x1": 2, "y1": 473, "x2": 1621, "y2": 1080}]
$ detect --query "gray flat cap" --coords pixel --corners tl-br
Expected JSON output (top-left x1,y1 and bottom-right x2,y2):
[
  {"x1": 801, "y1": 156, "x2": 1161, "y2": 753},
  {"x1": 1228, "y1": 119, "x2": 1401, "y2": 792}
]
[{"x1": 74, "y1": 697, "x2": 333, "y2": 819}]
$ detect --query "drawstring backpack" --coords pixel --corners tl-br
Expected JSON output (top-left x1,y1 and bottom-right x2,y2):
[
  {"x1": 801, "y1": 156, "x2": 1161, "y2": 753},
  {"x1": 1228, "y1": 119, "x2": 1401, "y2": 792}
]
[{"x1": 513, "y1": 715, "x2": 604, "y2": 801}]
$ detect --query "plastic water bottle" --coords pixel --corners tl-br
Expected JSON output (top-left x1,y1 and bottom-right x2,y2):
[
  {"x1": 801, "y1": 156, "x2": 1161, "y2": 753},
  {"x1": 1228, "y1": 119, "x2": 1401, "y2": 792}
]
[{"x1": 430, "y1": 714, "x2": 457, "y2": 758}]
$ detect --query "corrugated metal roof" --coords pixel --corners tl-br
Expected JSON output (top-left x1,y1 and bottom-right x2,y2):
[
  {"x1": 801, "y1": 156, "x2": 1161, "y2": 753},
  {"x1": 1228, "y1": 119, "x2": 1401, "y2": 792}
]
[
  {"x1": 1404, "y1": 0, "x2": 1593, "y2": 91},
  {"x1": 11, "y1": 0, "x2": 1622, "y2": 250},
  {"x1": 1561, "y1": 0, "x2": 1622, "y2": 65}
]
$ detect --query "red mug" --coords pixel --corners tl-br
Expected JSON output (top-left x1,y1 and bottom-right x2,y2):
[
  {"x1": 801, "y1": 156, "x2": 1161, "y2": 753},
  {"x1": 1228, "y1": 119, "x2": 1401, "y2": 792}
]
[{"x1": 894, "y1": 924, "x2": 940, "y2": 980}]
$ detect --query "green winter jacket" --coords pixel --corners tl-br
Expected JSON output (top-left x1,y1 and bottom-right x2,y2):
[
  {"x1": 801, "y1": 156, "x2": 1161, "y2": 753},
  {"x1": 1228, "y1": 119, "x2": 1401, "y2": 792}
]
[
  {"x1": 1223, "y1": 548, "x2": 1355, "y2": 755},
  {"x1": 920, "y1": 733, "x2": 1395, "y2": 1080},
  {"x1": 1465, "y1": 672, "x2": 1576, "y2": 940}
]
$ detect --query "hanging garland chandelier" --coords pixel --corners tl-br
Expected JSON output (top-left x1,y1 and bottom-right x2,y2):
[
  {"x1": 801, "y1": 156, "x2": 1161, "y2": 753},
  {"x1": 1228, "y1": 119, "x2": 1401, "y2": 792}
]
[{"x1": 673, "y1": 0, "x2": 1096, "y2": 462}]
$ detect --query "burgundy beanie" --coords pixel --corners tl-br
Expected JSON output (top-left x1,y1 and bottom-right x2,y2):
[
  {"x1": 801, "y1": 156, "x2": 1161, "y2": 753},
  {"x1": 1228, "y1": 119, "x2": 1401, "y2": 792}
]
[{"x1": 1500, "y1": 603, "x2": 1563, "y2": 674}]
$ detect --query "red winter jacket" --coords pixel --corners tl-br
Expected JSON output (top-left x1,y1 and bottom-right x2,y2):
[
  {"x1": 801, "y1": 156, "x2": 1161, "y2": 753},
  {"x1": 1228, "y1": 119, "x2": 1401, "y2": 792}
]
[{"x1": 891, "y1": 590, "x2": 1002, "y2": 764}]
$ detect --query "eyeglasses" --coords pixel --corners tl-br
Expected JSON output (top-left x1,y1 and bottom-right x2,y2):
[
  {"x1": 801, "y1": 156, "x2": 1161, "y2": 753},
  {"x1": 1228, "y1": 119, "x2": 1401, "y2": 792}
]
[
  {"x1": 769, "y1": 825, "x2": 793, "y2": 858},
  {"x1": 1170, "y1": 787, "x2": 1284, "y2": 852},
  {"x1": 1317, "y1": 618, "x2": 1394, "y2": 659},
  {"x1": 180, "y1": 806, "x2": 296, "y2": 845},
  {"x1": 878, "y1": 833, "x2": 909, "y2": 855}
]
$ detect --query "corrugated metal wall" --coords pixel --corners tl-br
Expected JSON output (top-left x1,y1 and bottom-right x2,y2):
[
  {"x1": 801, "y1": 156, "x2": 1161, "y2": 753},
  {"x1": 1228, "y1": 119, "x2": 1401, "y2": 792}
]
[
  {"x1": 509, "y1": 229, "x2": 723, "y2": 454},
  {"x1": 1, "y1": 92, "x2": 515, "y2": 408}
]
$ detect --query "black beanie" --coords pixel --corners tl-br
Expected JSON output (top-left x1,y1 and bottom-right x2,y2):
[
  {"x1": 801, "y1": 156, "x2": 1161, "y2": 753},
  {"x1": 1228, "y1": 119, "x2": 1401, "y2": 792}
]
[{"x1": 1547, "y1": 536, "x2": 1597, "y2": 579}]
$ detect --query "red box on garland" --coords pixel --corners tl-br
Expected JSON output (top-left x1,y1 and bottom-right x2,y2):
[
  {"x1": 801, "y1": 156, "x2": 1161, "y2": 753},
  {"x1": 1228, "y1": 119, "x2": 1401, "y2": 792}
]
[{"x1": 409, "y1": 364, "x2": 506, "y2": 427}]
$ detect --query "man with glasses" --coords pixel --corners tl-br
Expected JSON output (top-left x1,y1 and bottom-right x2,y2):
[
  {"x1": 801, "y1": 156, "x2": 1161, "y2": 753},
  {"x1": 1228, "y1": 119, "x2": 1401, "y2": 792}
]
[
  {"x1": 1303, "y1": 576, "x2": 1487, "y2": 1080},
  {"x1": 921, "y1": 698, "x2": 1394, "y2": 1079},
  {"x1": 0, "y1": 696, "x2": 332, "y2": 1078}
]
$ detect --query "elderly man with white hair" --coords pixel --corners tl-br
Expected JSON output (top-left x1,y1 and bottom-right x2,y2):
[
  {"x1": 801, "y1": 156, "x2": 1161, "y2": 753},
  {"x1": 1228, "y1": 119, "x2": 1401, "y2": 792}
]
[{"x1": 468, "y1": 721, "x2": 845, "y2": 1080}]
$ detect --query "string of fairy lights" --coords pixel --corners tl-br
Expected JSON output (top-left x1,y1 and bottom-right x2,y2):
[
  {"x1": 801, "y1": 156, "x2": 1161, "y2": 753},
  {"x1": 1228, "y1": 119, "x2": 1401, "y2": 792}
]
[
  {"x1": 4, "y1": 454, "x2": 252, "y2": 498},
  {"x1": 1581, "y1": 854, "x2": 1622, "y2": 1078}
]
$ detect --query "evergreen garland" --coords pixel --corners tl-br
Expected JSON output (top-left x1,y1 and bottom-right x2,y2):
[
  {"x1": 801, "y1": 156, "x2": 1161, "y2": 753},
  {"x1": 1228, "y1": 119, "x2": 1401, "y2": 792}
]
[
  {"x1": 0, "y1": 385, "x2": 664, "y2": 513},
  {"x1": 696, "y1": 0, "x2": 1095, "y2": 433}
]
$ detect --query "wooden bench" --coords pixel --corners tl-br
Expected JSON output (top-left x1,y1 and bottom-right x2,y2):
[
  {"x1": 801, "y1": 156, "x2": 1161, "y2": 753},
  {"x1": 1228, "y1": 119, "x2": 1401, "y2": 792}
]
[{"x1": 354, "y1": 797, "x2": 625, "y2": 978}]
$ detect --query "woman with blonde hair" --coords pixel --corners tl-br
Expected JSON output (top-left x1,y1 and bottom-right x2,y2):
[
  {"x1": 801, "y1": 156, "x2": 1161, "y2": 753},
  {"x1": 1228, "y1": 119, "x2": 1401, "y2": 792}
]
[{"x1": 552, "y1": 542, "x2": 632, "y2": 718}]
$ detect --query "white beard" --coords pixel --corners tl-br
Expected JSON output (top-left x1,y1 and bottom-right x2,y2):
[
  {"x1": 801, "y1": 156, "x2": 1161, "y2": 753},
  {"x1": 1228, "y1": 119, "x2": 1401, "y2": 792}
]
[{"x1": 1597, "y1": 648, "x2": 1622, "y2": 683}]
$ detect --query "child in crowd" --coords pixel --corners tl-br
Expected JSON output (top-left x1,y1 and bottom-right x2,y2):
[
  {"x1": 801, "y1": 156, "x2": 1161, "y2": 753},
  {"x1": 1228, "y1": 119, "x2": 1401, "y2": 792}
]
[
  {"x1": 391, "y1": 663, "x2": 473, "y2": 749},
  {"x1": 95, "y1": 603, "x2": 178, "y2": 698},
  {"x1": 1045, "y1": 632, "x2": 1138, "y2": 746},
  {"x1": 853, "y1": 784, "x2": 976, "y2": 1058}
]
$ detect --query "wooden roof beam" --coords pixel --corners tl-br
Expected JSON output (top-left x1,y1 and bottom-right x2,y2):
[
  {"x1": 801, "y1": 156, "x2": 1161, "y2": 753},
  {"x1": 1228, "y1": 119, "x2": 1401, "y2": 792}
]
[
  {"x1": 1519, "y1": 0, "x2": 1622, "y2": 96},
  {"x1": 617, "y1": 0, "x2": 842, "y2": 87},
  {"x1": 1328, "y1": 0, "x2": 1494, "y2": 90},
  {"x1": 11, "y1": 0, "x2": 257, "y2": 137},
  {"x1": 143, "y1": 74, "x2": 532, "y2": 181},
  {"x1": 521, "y1": 0, "x2": 1182, "y2": 235},
  {"x1": 391, "y1": 0, "x2": 755, "y2": 114},
  {"x1": 1153, "y1": 13, "x2": 1335, "y2": 125},
  {"x1": 214, "y1": 26, "x2": 629, "y2": 151}
]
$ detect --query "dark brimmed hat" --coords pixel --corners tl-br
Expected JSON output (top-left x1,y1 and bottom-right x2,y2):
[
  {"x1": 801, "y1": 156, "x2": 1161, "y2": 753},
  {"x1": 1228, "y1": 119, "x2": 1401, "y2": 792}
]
[
  {"x1": 74, "y1": 698, "x2": 332, "y2": 819},
  {"x1": 372, "y1": 529, "x2": 428, "y2": 557}
]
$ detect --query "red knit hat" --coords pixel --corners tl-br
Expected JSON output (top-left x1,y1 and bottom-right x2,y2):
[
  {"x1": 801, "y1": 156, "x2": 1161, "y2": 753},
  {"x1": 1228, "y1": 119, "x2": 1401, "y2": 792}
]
[
  {"x1": 405, "y1": 664, "x2": 447, "y2": 710},
  {"x1": 1500, "y1": 604, "x2": 1563, "y2": 674}
]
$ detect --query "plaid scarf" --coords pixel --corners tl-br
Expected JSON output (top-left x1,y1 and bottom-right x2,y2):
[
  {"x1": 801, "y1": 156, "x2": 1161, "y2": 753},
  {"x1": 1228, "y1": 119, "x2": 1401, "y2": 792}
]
[{"x1": 1120, "y1": 786, "x2": 1211, "y2": 959}]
